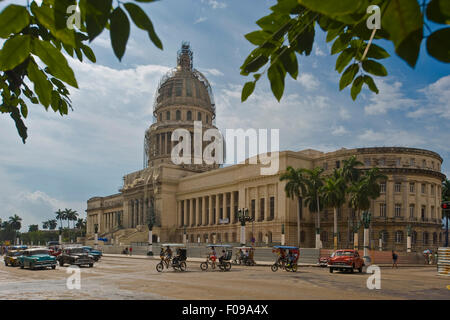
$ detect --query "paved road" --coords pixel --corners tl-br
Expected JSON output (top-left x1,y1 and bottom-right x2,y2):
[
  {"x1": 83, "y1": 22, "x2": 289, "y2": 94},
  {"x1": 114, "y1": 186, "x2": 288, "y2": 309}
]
[{"x1": 0, "y1": 256, "x2": 449, "y2": 300}]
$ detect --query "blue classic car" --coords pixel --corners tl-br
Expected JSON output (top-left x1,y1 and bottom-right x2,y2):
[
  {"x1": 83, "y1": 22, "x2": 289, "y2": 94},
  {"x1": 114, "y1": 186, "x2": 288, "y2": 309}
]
[
  {"x1": 82, "y1": 246, "x2": 102, "y2": 261},
  {"x1": 19, "y1": 248, "x2": 57, "y2": 270}
]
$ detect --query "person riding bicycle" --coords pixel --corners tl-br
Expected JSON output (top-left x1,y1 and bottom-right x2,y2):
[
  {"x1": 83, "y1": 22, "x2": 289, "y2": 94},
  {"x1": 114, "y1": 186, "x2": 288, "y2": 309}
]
[
  {"x1": 276, "y1": 248, "x2": 286, "y2": 267},
  {"x1": 218, "y1": 250, "x2": 227, "y2": 265},
  {"x1": 159, "y1": 247, "x2": 165, "y2": 260},
  {"x1": 209, "y1": 246, "x2": 217, "y2": 267},
  {"x1": 164, "y1": 246, "x2": 173, "y2": 265}
]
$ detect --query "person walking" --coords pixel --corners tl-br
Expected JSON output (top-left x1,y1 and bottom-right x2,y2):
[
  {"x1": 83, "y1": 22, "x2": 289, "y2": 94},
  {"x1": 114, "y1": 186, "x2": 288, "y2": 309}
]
[
  {"x1": 392, "y1": 250, "x2": 398, "y2": 269},
  {"x1": 129, "y1": 246, "x2": 133, "y2": 256}
]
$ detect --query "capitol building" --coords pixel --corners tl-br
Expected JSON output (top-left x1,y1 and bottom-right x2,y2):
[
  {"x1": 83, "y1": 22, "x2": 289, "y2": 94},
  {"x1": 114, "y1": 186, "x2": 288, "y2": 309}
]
[{"x1": 86, "y1": 43, "x2": 446, "y2": 252}]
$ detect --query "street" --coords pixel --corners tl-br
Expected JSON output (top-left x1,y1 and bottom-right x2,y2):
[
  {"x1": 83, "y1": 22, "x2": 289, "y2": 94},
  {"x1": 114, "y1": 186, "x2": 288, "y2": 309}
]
[{"x1": 0, "y1": 256, "x2": 449, "y2": 300}]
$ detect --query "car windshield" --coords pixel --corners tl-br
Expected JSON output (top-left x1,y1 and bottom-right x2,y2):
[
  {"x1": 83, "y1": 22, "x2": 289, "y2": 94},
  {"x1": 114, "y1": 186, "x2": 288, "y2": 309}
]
[
  {"x1": 10, "y1": 251, "x2": 22, "y2": 256},
  {"x1": 69, "y1": 248, "x2": 84, "y2": 254},
  {"x1": 30, "y1": 250, "x2": 49, "y2": 255},
  {"x1": 333, "y1": 251, "x2": 354, "y2": 257}
]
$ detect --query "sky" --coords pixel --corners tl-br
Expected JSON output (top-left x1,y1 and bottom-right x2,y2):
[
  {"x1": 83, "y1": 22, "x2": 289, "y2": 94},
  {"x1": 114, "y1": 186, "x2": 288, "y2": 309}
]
[{"x1": 0, "y1": 0, "x2": 449, "y2": 231}]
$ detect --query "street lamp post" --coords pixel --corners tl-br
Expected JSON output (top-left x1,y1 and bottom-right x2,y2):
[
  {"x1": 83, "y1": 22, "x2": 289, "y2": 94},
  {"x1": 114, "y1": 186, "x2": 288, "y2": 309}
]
[
  {"x1": 406, "y1": 225, "x2": 412, "y2": 253},
  {"x1": 58, "y1": 227, "x2": 63, "y2": 246},
  {"x1": 147, "y1": 201, "x2": 156, "y2": 256},
  {"x1": 94, "y1": 224, "x2": 99, "y2": 250},
  {"x1": 361, "y1": 211, "x2": 371, "y2": 265},
  {"x1": 183, "y1": 225, "x2": 187, "y2": 244},
  {"x1": 237, "y1": 208, "x2": 253, "y2": 246}
]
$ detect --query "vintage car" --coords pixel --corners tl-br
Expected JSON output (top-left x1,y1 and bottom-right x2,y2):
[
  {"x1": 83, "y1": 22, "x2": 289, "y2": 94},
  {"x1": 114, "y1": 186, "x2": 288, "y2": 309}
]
[
  {"x1": 318, "y1": 256, "x2": 330, "y2": 268},
  {"x1": 18, "y1": 248, "x2": 57, "y2": 270},
  {"x1": 327, "y1": 249, "x2": 365, "y2": 273},
  {"x1": 82, "y1": 246, "x2": 102, "y2": 261},
  {"x1": 57, "y1": 247, "x2": 95, "y2": 267},
  {"x1": 48, "y1": 246, "x2": 62, "y2": 257},
  {"x1": 4, "y1": 249, "x2": 25, "y2": 267}
]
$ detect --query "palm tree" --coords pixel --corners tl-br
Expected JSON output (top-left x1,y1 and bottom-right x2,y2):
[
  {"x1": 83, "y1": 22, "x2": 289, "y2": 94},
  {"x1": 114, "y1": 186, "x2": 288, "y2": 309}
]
[
  {"x1": 322, "y1": 168, "x2": 346, "y2": 250},
  {"x1": 63, "y1": 208, "x2": 73, "y2": 228},
  {"x1": 342, "y1": 156, "x2": 363, "y2": 183},
  {"x1": 55, "y1": 209, "x2": 65, "y2": 230},
  {"x1": 443, "y1": 178, "x2": 450, "y2": 201},
  {"x1": 279, "y1": 166, "x2": 307, "y2": 247},
  {"x1": 303, "y1": 167, "x2": 324, "y2": 248},
  {"x1": 48, "y1": 219, "x2": 57, "y2": 230},
  {"x1": 42, "y1": 221, "x2": 49, "y2": 230},
  {"x1": 8, "y1": 214, "x2": 22, "y2": 244},
  {"x1": 71, "y1": 210, "x2": 79, "y2": 229}
]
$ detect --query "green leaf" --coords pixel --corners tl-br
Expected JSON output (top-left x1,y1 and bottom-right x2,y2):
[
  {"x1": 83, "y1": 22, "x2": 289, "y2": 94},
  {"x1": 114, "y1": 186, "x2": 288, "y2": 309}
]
[
  {"x1": 297, "y1": 0, "x2": 366, "y2": 15},
  {"x1": 362, "y1": 60, "x2": 388, "y2": 77},
  {"x1": 279, "y1": 48, "x2": 298, "y2": 79},
  {"x1": 9, "y1": 106, "x2": 28, "y2": 143},
  {"x1": 0, "y1": 35, "x2": 31, "y2": 71},
  {"x1": 245, "y1": 30, "x2": 271, "y2": 46},
  {"x1": 241, "y1": 81, "x2": 255, "y2": 102},
  {"x1": 242, "y1": 55, "x2": 269, "y2": 74},
  {"x1": 81, "y1": 0, "x2": 112, "y2": 41},
  {"x1": 426, "y1": 28, "x2": 450, "y2": 63},
  {"x1": 335, "y1": 48, "x2": 355, "y2": 73},
  {"x1": 123, "y1": 2, "x2": 162, "y2": 50},
  {"x1": 350, "y1": 75, "x2": 364, "y2": 100},
  {"x1": 363, "y1": 75, "x2": 379, "y2": 94},
  {"x1": 27, "y1": 60, "x2": 52, "y2": 108},
  {"x1": 365, "y1": 44, "x2": 390, "y2": 60},
  {"x1": 267, "y1": 62, "x2": 285, "y2": 101},
  {"x1": 31, "y1": 2, "x2": 77, "y2": 47},
  {"x1": 270, "y1": 0, "x2": 301, "y2": 14},
  {"x1": 0, "y1": 5, "x2": 30, "y2": 39},
  {"x1": 291, "y1": 25, "x2": 315, "y2": 56},
  {"x1": 331, "y1": 33, "x2": 352, "y2": 55},
  {"x1": 110, "y1": 7, "x2": 130, "y2": 61},
  {"x1": 81, "y1": 45, "x2": 96, "y2": 63},
  {"x1": 31, "y1": 38, "x2": 78, "y2": 88},
  {"x1": 382, "y1": 0, "x2": 422, "y2": 67},
  {"x1": 339, "y1": 63, "x2": 359, "y2": 90},
  {"x1": 256, "y1": 13, "x2": 290, "y2": 33},
  {"x1": 426, "y1": 0, "x2": 450, "y2": 25},
  {"x1": 19, "y1": 99, "x2": 28, "y2": 118}
]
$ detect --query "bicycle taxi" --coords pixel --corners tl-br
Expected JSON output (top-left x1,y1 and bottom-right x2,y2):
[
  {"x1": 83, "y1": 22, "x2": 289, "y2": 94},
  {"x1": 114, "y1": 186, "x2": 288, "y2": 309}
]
[
  {"x1": 200, "y1": 244, "x2": 232, "y2": 271},
  {"x1": 233, "y1": 246, "x2": 256, "y2": 266},
  {"x1": 156, "y1": 243, "x2": 187, "y2": 272},
  {"x1": 271, "y1": 245, "x2": 299, "y2": 272}
]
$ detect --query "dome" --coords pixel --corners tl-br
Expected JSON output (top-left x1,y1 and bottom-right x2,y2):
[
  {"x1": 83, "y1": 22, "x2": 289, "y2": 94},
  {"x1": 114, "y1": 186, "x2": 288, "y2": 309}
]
[{"x1": 153, "y1": 42, "x2": 215, "y2": 117}]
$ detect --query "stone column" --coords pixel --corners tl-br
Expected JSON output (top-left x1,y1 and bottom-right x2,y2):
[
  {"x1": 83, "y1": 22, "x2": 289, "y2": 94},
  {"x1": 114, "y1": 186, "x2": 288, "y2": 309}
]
[
  {"x1": 388, "y1": 180, "x2": 394, "y2": 218},
  {"x1": 264, "y1": 187, "x2": 269, "y2": 222},
  {"x1": 202, "y1": 196, "x2": 206, "y2": 226},
  {"x1": 190, "y1": 198, "x2": 194, "y2": 227},
  {"x1": 208, "y1": 196, "x2": 213, "y2": 225},
  {"x1": 230, "y1": 191, "x2": 235, "y2": 224},
  {"x1": 183, "y1": 200, "x2": 188, "y2": 227},
  {"x1": 255, "y1": 187, "x2": 260, "y2": 221},
  {"x1": 215, "y1": 194, "x2": 220, "y2": 225},
  {"x1": 196, "y1": 197, "x2": 201, "y2": 226}
]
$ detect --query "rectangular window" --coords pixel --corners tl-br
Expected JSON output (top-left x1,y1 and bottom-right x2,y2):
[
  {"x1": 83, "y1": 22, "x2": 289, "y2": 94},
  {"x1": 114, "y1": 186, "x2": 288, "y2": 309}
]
[
  {"x1": 409, "y1": 204, "x2": 415, "y2": 218},
  {"x1": 323, "y1": 162, "x2": 328, "y2": 170},
  {"x1": 431, "y1": 185, "x2": 435, "y2": 195},
  {"x1": 269, "y1": 197, "x2": 275, "y2": 220},
  {"x1": 185, "y1": 79, "x2": 192, "y2": 97},
  {"x1": 396, "y1": 158, "x2": 401, "y2": 166},
  {"x1": 364, "y1": 158, "x2": 371, "y2": 166},
  {"x1": 380, "y1": 182, "x2": 386, "y2": 193},
  {"x1": 251, "y1": 199, "x2": 255, "y2": 220},
  {"x1": 379, "y1": 158, "x2": 385, "y2": 166},
  {"x1": 175, "y1": 80, "x2": 182, "y2": 96},
  {"x1": 380, "y1": 203, "x2": 386, "y2": 217},
  {"x1": 394, "y1": 183, "x2": 401, "y2": 193},
  {"x1": 335, "y1": 160, "x2": 340, "y2": 168},
  {"x1": 395, "y1": 204, "x2": 401, "y2": 217},
  {"x1": 410, "y1": 158, "x2": 415, "y2": 166},
  {"x1": 421, "y1": 184, "x2": 426, "y2": 194},
  {"x1": 260, "y1": 198, "x2": 265, "y2": 221},
  {"x1": 421, "y1": 206, "x2": 426, "y2": 220},
  {"x1": 431, "y1": 206, "x2": 435, "y2": 219},
  {"x1": 422, "y1": 159, "x2": 426, "y2": 168},
  {"x1": 409, "y1": 182, "x2": 415, "y2": 193}
]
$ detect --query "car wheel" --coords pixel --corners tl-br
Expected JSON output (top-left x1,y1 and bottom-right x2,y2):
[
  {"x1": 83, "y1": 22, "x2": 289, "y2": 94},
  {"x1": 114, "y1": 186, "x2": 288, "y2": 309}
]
[
  {"x1": 52, "y1": 265, "x2": 56, "y2": 270},
  {"x1": 89, "y1": 263, "x2": 93, "y2": 268},
  {"x1": 271, "y1": 264, "x2": 278, "y2": 272},
  {"x1": 179, "y1": 262, "x2": 187, "y2": 272},
  {"x1": 59, "y1": 260, "x2": 64, "y2": 267},
  {"x1": 225, "y1": 262, "x2": 232, "y2": 271},
  {"x1": 156, "y1": 262, "x2": 164, "y2": 272},
  {"x1": 30, "y1": 263, "x2": 35, "y2": 270},
  {"x1": 358, "y1": 266, "x2": 363, "y2": 273},
  {"x1": 350, "y1": 265, "x2": 354, "y2": 273},
  {"x1": 4, "y1": 260, "x2": 7, "y2": 266},
  {"x1": 329, "y1": 267, "x2": 333, "y2": 273},
  {"x1": 200, "y1": 262, "x2": 208, "y2": 271},
  {"x1": 291, "y1": 264, "x2": 298, "y2": 272},
  {"x1": 20, "y1": 264, "x2": 24, "y2": 269}
]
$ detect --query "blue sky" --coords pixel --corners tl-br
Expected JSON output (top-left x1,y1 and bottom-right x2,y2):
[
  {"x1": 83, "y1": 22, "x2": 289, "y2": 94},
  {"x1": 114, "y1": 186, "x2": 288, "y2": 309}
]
[{"x1": 0, "y1": 0, "x2": 449, "y2": 230}]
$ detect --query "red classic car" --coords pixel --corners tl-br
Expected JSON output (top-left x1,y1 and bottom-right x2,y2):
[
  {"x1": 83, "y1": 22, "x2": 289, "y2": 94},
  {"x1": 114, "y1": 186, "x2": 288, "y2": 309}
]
[
  {"x1": 48, "y1": 246, "x2": 62, "y2": 257},
  {"x1": 327, "y1": 249, "x2": 364, "y2": 273}
]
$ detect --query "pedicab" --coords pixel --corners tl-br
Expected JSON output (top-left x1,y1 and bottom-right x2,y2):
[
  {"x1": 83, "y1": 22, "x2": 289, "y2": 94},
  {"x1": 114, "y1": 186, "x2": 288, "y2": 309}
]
[
  {"x1": 156, "y1": 244, "x2": 187, "y2": 272},
  {"x1": 200, "y1": 244, "x2": 232, "y2": 271},
  {"x1": 233, "y1": 246, "x2": 256, "y2": 266},
  {"x1": 271, "y1": 246, "x2": 299, "y2": 272}
]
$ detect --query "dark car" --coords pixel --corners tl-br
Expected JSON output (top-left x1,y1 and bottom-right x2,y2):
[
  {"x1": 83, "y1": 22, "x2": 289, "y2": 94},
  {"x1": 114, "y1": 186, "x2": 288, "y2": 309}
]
[{"x1": 57, "y1": 247, "x2": 95, "y2": 267}]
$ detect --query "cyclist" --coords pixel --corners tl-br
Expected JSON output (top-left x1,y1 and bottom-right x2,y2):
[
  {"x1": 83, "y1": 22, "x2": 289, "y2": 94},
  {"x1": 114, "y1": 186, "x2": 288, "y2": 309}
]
[
  {"x1": 209, "y1": 246, "x2": 217, "y2": 268},
  {"x1": 165, "y1": 246, "x2": 173, "y2": 266}
]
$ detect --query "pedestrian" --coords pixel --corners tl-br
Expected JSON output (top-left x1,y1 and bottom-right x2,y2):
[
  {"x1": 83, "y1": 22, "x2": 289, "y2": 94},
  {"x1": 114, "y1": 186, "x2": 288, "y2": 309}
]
[
  {"x1": 392, "y1": 250, "x2": 398, "y2": 269},
  {"x1": 129, "y1": 247, "x2": 132, "y2": 256}
]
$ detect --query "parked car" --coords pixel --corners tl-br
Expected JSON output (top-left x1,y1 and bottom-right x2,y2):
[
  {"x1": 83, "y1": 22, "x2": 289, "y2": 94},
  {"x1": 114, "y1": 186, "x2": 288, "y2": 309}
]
[
  {"x1": 57, "y1": 247, "x2": 95, "y2": 267},
  {"x1": 327, "y1": 249, "x2": 365, "y2": 273},
  {"x1": 48, "y1": 246, "x2": 62, "y2": 257},
  {"x1": 4, "y1": 249, "x2": 25, "y2": 267},
  {"x1": 82, "y1": 246, "x2": 102, "y2": 261},
  {"x1": 18, "y1": 248, "x2": 57, "y2": 270},
  {"x1": 318, "y1": 256, "x2": 330, "y2": 268}
]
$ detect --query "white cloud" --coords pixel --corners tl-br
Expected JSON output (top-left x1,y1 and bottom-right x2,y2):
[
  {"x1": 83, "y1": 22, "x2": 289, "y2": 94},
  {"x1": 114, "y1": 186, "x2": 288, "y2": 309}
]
[
  {"x1": 200, "y1": 68, "x2": 224, "y2": 76},
  {"x1": 314, "y1": 46, "x2": 326, "y2": 56},
  {"x1": 201, "y1": 0, "x2": 227, "y2": 9},
  {"x1": 357, "y1": 129, "x2": 425, "y2": 146},
  {"x1": 407, "y1": 75, "x2": 450, "y2": 119},
  {"x1": 331, "y1": 126, "x2": 349, "y2": 136},
  {"x1": 195, "y1": 17, "x2": 208, "y2": 24},
  {"x1": 364, "y1": 79, "x2": 417, "y2": 115},
  {"x1": 297, "y1": 73, "x2": 320, "y2": 91}
]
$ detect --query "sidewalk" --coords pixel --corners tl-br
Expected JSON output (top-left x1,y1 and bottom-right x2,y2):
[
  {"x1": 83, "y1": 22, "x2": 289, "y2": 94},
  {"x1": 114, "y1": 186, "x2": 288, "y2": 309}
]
[{"x1": 102, "y1": 254, "x2": 437, "y2": 268}]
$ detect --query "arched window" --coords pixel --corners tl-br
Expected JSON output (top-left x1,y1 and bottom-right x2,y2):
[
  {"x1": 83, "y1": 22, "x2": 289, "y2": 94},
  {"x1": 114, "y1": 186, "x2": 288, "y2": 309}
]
[
  {"x1": 257, "y1": 232, "x2": 263, "y2": 243},
  {"x1": 197, "y1": 112, "x2": 202, "y2": 121},
  {"x1": 187, "y1": 110, "x2": 192, "y2": 120},
  {"x1": 166, "y1": 111, "x2": 170, "y2": 120},
  {"x1": 381, "y1": 230, "x2": 389, "y2": 244},
  {"x1": 176, "y1": 110, "x2": 181, "y2": 120},
  {"x1": 433, "y1": 232, "x2": 437, "y2": 244},
  {"x1": 395, "y1": 231, "x2": 403, "y2": 244}
]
